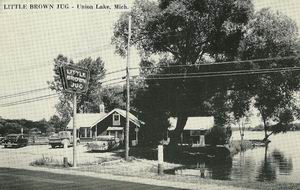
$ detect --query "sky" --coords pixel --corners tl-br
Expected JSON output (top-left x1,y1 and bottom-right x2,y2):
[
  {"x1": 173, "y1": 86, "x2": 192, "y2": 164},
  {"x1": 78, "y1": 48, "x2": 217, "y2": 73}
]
[{"x1": 0, "y1": 0, "x2": 300, "y2": 123}]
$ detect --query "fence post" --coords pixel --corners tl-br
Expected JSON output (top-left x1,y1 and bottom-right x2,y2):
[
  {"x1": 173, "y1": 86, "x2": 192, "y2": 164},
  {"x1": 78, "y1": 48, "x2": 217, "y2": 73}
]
[
  {"x1": 63, "y1": 140, "x2": 68, "y2": 167},
  {"x1": 158, "y1": 145, "x2": 164, "y2": 175}
]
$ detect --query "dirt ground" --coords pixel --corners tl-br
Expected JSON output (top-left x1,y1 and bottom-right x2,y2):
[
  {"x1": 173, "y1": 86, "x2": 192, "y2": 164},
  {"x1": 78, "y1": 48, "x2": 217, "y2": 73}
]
[{"x1": 0, "y1": 143, "x2": 118, "y2": 168}]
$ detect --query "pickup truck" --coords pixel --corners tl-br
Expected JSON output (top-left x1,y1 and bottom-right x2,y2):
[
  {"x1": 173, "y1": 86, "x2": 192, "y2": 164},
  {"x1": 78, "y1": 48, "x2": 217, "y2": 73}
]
[{"x1": 48, "y1": 131, "x2": 80, "y2": 148}]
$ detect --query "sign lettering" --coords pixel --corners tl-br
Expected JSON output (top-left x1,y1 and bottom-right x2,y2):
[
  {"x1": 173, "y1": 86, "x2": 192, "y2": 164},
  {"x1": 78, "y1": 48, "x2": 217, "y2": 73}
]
[{"x1": 59, "y1": 65, "x2": 90, "y2": 94}]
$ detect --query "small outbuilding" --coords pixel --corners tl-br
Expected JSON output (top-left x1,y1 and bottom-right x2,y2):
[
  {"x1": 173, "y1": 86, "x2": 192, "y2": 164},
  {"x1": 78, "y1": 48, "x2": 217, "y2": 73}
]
[
  {"x1": 67, "y1": 108, "x2": 143, "y2": 146},
  {"x1": 169, "y1": 116, "x2": 214, "y2": 147}
]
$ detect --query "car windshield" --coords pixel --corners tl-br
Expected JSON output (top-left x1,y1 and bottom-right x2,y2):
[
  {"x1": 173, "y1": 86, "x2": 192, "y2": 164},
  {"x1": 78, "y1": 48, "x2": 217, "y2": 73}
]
[
  {"x1": 58, "y1": 131, "x2": 70, "y2": 137},
  {"x1": 96, "y1": 136, "x2": 115, "y2": 141},
  {"x1": 6, "y1": 135, "x2": 18, "y2": 140}
]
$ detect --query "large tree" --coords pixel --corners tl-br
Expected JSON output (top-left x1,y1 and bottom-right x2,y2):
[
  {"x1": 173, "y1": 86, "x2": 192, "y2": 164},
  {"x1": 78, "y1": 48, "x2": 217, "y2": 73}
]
[
  {"x1": 113, "y1": 0, "x2": 300, "y2": 144},
  {"x1": 101, "y1": 85, "x2": 126, "y2": 112},
  {"x1": 113, "y1": 0, "x2": 254, "y2": 144}
]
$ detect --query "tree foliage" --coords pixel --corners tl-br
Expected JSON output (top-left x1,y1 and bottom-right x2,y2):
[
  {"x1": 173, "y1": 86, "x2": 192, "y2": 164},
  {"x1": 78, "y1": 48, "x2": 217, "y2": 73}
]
[
  {"x1": 101, "y1": 85, "x2": 126, "y2": 112},
  {"x1": 113, "y1": 0, "x2": 300, "y2": 144},
  {"x1": 236, "y1": 9, "x2": 300, "y2": 140},
  {"x1": 0, "y1": 117, "x2": 57, "y2": 136}
]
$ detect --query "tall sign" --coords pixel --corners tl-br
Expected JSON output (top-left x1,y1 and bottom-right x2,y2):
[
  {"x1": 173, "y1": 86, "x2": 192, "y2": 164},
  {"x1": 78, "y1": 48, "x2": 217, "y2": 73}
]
[
  {"x1": 58, "y1": 64, "x2": 90, "y2": 167},
  {"x1": 59, "y1": 65, "x2": 90, "y2": 94}
]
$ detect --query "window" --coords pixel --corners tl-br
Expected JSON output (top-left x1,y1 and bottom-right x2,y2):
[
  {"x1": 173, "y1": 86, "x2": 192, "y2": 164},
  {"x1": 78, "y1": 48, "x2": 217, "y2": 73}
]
[{"x1": 113, "y1": 113, "x2": 120, "y2": 126}]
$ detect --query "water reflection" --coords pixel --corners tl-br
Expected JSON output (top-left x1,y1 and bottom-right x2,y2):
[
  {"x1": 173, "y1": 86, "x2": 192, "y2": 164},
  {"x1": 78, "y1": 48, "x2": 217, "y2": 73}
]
[
  {"x1": 167, "y1": 155, "x2": 233, "y2": 180},
  {"x1": 257, "y1": 146, "x2": 277, "y2": 181},
  {"x1": 169, "y1": 142, "x2": 294, "y2": 182},
  {"x1": 272, "y1": 150, "x2": 293, "y2": 175},
  {"x1": 257, "y1": 146, "x2": 293, "y2": 182},
  {"x1": 204, "y1": 157, "x2": 232, "y2": 180}
]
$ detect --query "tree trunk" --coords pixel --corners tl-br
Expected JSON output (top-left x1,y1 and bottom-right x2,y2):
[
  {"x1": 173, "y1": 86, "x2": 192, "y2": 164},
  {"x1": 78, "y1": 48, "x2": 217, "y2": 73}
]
[
  {"x1": 169, "y1": 114, "x2": 188, "y2": 146},
  {"x1": 264, "y1": 143, "x2": 269, "y2": 162},
  {"x1": 261, "y1": 112, "x2": 269, "y2": 141}
]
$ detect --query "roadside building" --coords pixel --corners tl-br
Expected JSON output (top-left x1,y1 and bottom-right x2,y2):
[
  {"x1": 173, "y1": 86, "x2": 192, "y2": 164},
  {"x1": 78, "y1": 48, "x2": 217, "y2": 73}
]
[
  {"x1": 168, "y1": 116, "x2": 214, "y2": 147},
  {"x1": 67, "y1": 108, "x2": 143, "y2": 146}
]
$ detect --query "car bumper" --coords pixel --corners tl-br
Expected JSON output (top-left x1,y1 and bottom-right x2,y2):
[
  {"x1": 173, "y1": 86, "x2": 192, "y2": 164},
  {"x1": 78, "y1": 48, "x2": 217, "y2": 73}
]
[
  {"x1": 87, "y1": 144, "x2": 109, "y2": 151},
  {"x1": 4, "y1": 142, "x2": 18, "y2": 147}
]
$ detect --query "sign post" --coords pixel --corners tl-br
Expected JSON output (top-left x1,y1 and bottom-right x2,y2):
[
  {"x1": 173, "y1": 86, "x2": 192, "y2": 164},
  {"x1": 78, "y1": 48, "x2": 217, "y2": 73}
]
[
  {"x1": 73, "y1": 94, "x2": 77, "y2": 167},
  {"x1": 58, "y1": 64, "x2": 90, "y2": 167}
]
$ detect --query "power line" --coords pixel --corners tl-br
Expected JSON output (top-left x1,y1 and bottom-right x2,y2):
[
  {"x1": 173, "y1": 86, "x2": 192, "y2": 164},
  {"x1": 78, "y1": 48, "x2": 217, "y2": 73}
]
[
  {"x1": 0, "y1": 87, "x2": 50, "y2": 100},
  {"x1": 101, "y1": 66, "x2": 300, "y2": 85},
  {"x1": 2, "y1": 55, "x2": 299, "y2": 102},
  {"x1": 0, "y1": 67, "x2": 125, "y2": 100},
  {"x1": 135, "y1": 67, "x2": 300, "y2": 81},
  {"x1": 105, "y1": 69, "x2": 126, "y2": 75},
  {"x1": 130, "y1": 55, "x2": 299, "y2": 70},
  {"x1": 1, "y1": 43, "x2": 114, "y2": 74},
  {"x1": 102, "y1": 80, "x2": 126, "y2": 86},
  {"x1": 101, "y1": 76, "x2": 126, "y2": 84},
  {"x1": 146, "y1": 67, "x2": 300, "y2": 77},
  {"x1": 3, "y1": 66, "x2": 300, "y2": 107},
  {"x1": 0, "y1": 94, "x2": 58, "y2": 107}
]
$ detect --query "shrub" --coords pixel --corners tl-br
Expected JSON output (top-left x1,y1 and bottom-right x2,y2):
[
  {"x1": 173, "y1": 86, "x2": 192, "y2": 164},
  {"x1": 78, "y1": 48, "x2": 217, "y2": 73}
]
[
  {"x1": 30, "y1": 155, "x2": 61, "y2": 167},
  {"x1": 205, "y1": 126, "x2": 231, "y2": 146}
]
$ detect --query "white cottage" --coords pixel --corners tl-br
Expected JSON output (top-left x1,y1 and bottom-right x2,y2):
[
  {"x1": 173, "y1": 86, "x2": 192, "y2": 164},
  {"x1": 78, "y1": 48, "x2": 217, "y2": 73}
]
[{"x1": 169, "y1": 116, "x2": 214, "y2": 146}]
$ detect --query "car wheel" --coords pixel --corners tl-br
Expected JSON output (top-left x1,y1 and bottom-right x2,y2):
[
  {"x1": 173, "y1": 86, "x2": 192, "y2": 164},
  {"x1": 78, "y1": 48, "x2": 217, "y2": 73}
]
[{"x1": 51, "y1": 145, "x2": 56, "y2": 149}]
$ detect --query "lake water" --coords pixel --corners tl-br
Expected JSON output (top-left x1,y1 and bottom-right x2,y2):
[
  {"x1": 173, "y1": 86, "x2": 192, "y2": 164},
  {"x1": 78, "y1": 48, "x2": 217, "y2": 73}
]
[{"x1": 172, "y1": 131, "x2": 300, "y2": 183}]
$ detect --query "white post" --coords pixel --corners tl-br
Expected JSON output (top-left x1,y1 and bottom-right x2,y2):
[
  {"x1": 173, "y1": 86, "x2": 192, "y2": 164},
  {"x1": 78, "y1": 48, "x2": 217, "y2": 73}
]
[
  {"x1": 135, "y1": 128, "x2": 139, "y2": 145},
  {"x1": 73, "y1": 94, "x2": 77, "y2": 167},
  {"x1": 158, "y1": 145, "x2": 164, "y2": 175},
  {"x1": 95, "y1": 126, "x2": 98, "y2": 138},
  {"x1": 63, "y1": 140, "x2": 68, "y2": 167}
]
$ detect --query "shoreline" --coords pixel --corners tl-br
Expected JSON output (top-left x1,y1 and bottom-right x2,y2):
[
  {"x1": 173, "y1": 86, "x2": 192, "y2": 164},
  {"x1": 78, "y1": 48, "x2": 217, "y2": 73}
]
[{"x1": 29, "y1": 143, "x2": 300, "y2": 190}]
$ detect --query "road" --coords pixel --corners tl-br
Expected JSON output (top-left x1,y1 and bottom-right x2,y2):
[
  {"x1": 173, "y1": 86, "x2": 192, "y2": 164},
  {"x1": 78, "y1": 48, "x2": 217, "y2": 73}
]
[{"x1": 0, "y1": 168, "x2": 184, "y2": 190}]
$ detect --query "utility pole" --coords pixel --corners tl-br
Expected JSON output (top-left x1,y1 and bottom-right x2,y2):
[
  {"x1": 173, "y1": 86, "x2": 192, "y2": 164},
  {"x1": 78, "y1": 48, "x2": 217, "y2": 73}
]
[
  {"x1": 125, "y1": 15, "x2": 132, "y2": 161},
  {"x1": 73, "y1": 94, "x2": 77, "y2": 167}
]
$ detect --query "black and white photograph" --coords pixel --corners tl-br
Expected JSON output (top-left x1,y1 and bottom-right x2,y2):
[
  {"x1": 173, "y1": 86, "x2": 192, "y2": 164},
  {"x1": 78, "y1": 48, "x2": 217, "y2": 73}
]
[{"x1": 1, "y1": 0, "x2": 300, "y2": 189}]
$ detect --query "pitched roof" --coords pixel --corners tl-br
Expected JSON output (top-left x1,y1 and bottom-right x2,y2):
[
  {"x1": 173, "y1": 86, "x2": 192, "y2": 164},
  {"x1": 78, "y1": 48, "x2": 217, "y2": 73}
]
[
  {"x1": 67, "y1": 113, "x2": 107, "y2": 129},
  {"x1": 94, "y1": 108, "x2": 143, "y2": 127},
  {"x1": 169, "y1": 116, "x2": 214, "y2": 131},
  {"x1": 66, "y1": 108, "x2": 144, "y2": 129}
]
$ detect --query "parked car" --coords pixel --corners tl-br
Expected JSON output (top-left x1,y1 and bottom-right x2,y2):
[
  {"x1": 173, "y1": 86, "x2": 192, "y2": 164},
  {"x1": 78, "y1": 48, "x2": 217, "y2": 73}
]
[
  {"x1": 49, "y1": 131, "x2": 80, "y2": 148},
  {"x1": 3, "y1": 134, "x2": 28, "y2": 148},
  {"x1": 87, "y1": 136, "x2": 120, "y2": 152},
  {"x1": 0, "y1": 136, "x2": 5, "y2": 145}
]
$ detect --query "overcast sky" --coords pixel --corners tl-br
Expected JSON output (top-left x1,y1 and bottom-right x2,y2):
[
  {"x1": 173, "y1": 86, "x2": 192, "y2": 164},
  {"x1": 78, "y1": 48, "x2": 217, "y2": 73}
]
[{"x1": 0, "y1": 0, "x2": 299, "y2": 123}]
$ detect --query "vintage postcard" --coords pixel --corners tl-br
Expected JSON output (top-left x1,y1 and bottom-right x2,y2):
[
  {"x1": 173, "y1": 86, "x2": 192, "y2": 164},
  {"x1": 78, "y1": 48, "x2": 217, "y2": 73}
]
[{"x1": 0, "y1": 0, "x2": 300, "y2": 189}]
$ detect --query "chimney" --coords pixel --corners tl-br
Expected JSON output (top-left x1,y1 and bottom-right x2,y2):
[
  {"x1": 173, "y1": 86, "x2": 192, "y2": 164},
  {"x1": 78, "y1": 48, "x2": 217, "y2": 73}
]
[{"x1": 99, "y1": 103, "x2": 105, "y2": 113}]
